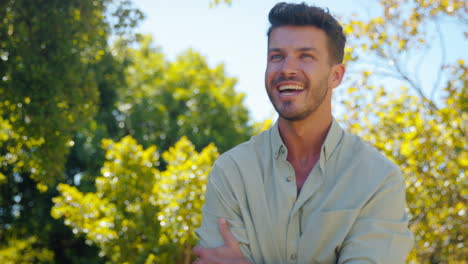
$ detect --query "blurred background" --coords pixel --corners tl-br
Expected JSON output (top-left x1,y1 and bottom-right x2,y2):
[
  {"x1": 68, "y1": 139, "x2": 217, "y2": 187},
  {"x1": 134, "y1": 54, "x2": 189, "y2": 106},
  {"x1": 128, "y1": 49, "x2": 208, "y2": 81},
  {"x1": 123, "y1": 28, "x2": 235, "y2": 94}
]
[{"x1": 0, "y1": 0, "x2": 466, "y2": 263}]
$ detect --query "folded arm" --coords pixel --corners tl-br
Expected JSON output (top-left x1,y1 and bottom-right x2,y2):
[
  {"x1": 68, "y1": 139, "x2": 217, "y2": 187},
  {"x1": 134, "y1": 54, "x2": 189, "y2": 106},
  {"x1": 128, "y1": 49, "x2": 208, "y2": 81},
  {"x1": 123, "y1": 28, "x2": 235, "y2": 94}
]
[
  {"x1": 338, "y1": 169, "x2": 414, "y2": 264},
  {"x1": 195, "y1": 161, "x2": 254, "y2": 263}
]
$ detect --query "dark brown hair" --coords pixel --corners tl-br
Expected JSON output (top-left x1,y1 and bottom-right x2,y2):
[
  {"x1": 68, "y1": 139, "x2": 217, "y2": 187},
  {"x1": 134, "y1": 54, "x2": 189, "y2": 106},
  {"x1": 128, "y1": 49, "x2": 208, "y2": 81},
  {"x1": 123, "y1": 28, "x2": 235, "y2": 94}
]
[{"x1": 267, "y1": 2, "x2": 346, "y2": 64}]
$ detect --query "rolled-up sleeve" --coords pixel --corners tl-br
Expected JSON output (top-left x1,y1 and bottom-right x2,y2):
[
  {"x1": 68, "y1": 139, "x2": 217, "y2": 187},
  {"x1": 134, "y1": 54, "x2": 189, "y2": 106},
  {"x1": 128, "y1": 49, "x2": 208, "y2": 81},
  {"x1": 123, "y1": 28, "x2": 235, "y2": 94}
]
[
  {"x1": 338, "y1": 169, "x2": 414, "y2": 264},
  {"x1": 195, "y1": 159, "x2": 254, "y2": 261}
]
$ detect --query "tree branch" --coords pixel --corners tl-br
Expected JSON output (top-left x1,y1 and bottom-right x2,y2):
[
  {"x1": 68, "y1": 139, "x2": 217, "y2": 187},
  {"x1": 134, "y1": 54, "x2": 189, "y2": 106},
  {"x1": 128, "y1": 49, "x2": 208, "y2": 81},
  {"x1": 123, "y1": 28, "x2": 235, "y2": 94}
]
[
  {"x1": 393, "y1": 55, "x2": 440, "y2": 112},
  {"x1": 414, "y1": 44, "x2": 430, "y2": 90},
  {"x1": 430, "y1": 20, "x2": 446, "y2": 100}
]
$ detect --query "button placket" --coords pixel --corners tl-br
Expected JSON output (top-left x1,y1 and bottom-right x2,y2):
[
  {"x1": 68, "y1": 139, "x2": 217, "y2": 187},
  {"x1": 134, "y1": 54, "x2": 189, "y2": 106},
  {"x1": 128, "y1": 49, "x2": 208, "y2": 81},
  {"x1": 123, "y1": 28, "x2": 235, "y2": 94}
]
[{"x1": 286, "y1": 211, "x2": 300, "y2": 264}]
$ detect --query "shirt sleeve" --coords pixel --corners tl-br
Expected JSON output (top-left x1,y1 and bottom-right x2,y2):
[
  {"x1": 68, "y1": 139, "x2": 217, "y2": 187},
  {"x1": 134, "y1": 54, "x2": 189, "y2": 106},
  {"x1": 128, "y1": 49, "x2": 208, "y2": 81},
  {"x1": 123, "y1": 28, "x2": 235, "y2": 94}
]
[
  {"x1": 338, "y1": 168, "x2": 414, "y2": 264},
  {"x1": 195, "y1": 158, "x2": 255, "y2": 261}
]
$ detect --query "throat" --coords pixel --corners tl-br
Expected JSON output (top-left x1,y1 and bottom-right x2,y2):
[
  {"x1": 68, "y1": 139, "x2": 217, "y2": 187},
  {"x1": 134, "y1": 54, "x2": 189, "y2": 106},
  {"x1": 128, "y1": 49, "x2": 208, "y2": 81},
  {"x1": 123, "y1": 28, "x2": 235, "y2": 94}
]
[{"x1": 289, "y1": 155, "x2": 319, "y2": 193}]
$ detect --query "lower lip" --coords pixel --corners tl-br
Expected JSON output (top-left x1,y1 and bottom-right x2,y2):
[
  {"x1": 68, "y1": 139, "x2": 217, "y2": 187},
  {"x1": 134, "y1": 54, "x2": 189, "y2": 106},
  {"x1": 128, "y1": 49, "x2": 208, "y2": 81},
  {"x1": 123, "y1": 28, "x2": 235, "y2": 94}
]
[{"x1": 279, "y1": 90, "x2": 304, "y2": 98}]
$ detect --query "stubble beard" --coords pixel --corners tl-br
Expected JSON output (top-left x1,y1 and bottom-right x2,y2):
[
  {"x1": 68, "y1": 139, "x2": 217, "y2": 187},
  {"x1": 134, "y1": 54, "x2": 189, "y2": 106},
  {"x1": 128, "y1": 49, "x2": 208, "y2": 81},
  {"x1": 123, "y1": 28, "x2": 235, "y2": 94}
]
[{"x1": 266, "y1": 77, "x2": 329, "y2": 122}]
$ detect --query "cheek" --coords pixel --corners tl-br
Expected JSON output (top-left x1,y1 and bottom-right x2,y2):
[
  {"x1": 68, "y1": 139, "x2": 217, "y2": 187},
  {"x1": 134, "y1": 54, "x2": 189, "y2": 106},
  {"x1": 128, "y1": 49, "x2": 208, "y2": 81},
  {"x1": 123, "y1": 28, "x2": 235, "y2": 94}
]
[
  {"x1": 302, "y1": 64, "x2": 317, "y2": 75},
  {"x1": 265, "y1": 62, "x2": 282, "y2": 77},
  {"x1": 265, "y1": 67, "x2": 275, "y2": 85}
]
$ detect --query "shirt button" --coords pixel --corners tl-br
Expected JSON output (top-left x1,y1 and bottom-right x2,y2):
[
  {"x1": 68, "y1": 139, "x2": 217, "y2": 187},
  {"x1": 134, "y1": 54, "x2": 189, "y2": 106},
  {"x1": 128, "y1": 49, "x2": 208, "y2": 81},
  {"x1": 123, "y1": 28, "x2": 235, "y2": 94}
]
[
  {"x1": 287, "y1": 175, "x2": 293, "y2": 182},
  {"x1": 290, "y1": 253, "x2": 297, "y2": 260}
]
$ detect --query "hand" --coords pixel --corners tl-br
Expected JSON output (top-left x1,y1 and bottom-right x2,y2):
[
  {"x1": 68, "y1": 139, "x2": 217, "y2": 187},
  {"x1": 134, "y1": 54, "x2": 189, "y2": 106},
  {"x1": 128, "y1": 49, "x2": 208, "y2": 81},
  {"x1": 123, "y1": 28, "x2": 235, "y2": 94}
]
[{"x1": 193, "y1": 218, "x2": 252, "y2": 264}]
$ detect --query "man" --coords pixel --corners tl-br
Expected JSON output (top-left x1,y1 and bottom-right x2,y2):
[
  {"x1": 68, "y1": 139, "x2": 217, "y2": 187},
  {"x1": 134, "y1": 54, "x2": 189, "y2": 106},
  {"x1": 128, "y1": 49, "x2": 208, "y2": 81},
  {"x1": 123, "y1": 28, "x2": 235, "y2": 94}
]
[{"x1": 193, "y1": 2, "x2": 413, "y2": 263}]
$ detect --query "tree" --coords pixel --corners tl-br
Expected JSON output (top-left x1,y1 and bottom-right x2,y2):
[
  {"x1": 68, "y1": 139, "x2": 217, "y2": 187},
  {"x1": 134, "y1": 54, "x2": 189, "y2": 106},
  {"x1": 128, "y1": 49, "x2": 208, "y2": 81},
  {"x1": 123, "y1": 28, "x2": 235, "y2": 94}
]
[
  {"x1": 52, "y1": 135, "x2": 219, "y2": 264},
  {"x1": 1, "y1": 1, "x2": 253, "y2": 262},
  {"x1": 50, "y1": 33, "x2": 254, "y2": 263},
  {"x1": 0, "y1": 237, "x2": 54, "y2": 263},
  {"x1": 114, "y1": 35, "x2": 252, "y2": 153},
  {"x1": 0, "y1": 0, "x2": 143, "y2": 263},
  {"x1": 339, "y1": 0, "x2": 466, "y2": 262}
]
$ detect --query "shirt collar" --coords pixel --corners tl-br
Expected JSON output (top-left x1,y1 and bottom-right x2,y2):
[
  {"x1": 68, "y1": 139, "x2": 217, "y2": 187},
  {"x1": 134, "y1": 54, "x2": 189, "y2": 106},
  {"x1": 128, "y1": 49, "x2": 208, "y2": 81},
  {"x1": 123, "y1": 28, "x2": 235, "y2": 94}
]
[
  {"x1": 320, "y1": 118, "x2": 344, "y2": 163},
  {"x1": 270, "y1": 117, "x2": 344, "y2": 163},
  {"x1": 271, "y1": 119, "x2": 285, "y2": 160}
]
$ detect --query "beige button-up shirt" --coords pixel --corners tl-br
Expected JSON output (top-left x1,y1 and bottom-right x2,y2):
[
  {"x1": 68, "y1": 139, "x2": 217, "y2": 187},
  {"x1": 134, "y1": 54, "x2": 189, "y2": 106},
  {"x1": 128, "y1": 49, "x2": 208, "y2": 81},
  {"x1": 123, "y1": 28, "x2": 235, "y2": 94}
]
[{"x1": 196, "y1": 119, "x2": 413, "y2": 263}]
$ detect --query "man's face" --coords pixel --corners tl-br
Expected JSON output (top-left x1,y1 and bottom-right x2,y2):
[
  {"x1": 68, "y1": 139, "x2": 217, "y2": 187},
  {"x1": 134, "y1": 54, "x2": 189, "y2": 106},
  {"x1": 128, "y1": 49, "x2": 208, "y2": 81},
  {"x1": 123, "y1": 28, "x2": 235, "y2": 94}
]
[{"x1": 265, "y1": 25, "x2": 336, "y2": 121}]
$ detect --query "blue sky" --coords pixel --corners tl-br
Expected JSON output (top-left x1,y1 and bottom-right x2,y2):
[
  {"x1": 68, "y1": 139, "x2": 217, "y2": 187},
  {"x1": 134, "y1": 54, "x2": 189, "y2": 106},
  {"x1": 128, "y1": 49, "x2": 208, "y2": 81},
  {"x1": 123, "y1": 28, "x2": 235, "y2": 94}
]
[{"x1": 131, "y1": 0, "x2": 466, "y2": 122}]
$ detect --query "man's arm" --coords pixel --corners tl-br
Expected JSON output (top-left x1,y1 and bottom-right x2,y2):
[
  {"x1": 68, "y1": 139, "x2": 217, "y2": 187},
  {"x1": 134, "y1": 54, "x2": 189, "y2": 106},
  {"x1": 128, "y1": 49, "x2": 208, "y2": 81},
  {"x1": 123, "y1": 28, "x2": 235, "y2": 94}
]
[
  {"x1": 338, "y1": 169, "x2": 414, "y2": 263},
  {"x1": 193, "y1": 218, "x2": 252, "y2": 264},
  {"x1": 195, "y1": 159, "x2": 254, "y2": 262}
]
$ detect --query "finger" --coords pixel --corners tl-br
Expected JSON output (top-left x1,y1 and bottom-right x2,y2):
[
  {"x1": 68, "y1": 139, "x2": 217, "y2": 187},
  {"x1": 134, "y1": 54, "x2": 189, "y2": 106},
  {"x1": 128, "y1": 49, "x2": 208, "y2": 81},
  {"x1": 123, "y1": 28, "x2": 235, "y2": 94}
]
[
  {"x1": 192, "y1": 246, "x2": 209, "y2": 258},
  {"x1": 218, "y1": 217, "x2": 238, "y2": 248},
  {"x1": 193, "y1": 258, "x2": 209, "y2": 264},
  {"x1": 193, "y1": 246, "x2": 201, "y2": 256}
]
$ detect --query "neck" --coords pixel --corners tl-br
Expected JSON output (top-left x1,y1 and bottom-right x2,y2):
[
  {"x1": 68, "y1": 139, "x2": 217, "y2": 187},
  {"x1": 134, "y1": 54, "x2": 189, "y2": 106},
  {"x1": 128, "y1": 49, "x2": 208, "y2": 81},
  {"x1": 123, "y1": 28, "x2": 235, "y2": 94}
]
[{"x1": 278, "y1": 110, "x2": 332, "y2": 163}]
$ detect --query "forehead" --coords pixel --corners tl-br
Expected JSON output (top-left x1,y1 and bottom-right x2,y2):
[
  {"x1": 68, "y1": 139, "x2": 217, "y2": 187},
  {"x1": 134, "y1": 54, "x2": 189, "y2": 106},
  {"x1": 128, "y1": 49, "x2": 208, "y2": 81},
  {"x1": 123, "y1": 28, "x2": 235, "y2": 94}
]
[{"x1": 268, "y1": 25, "x2": 328, "y2": 51}]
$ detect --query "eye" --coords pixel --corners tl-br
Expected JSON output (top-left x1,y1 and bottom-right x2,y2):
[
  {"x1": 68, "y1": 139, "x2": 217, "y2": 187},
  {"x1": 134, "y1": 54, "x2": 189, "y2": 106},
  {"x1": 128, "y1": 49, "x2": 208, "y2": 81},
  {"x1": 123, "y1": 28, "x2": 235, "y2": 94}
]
[
  {"x1": 300, "y1": 53, "x2": 315, "y2": 60},
  {"x1": 269, "y1": 54, "x2": 283, "y2": 61}
]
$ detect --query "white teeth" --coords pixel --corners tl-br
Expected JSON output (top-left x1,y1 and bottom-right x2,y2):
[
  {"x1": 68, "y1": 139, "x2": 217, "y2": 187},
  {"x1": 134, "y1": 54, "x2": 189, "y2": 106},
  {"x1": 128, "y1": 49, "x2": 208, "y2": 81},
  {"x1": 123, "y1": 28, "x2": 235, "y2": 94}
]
[{"x1": 278, "y1": 85, "x2": 304, "y2": 91}]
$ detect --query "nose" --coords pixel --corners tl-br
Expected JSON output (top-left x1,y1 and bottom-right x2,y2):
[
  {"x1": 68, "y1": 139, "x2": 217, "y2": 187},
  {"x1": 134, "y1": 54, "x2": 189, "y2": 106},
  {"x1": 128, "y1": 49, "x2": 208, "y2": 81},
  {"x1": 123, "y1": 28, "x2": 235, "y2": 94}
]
[{"x1": 280, "y1": 56, "x2": 299, "y2": 76}]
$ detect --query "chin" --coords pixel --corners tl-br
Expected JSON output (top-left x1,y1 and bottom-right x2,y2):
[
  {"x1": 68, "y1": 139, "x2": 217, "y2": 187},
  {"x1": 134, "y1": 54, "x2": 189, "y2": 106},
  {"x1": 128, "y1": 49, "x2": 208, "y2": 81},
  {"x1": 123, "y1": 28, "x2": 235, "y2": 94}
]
[{"x1": 278, "y1": 111, "x2": 309, "y2": 122}]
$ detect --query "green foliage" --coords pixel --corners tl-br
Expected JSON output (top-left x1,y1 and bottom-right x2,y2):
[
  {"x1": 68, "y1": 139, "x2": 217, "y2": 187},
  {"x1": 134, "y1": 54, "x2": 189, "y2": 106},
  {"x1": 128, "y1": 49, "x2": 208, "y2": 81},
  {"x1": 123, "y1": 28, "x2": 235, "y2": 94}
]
[
  {"x1": 65, "y1": 49, "x2": 129, "y2": 192},
  {"x1": 0, "y1": 0, "x2": 103, "y2": 189},
  {"x1": 0, "y1": 1, "x2": 106, "y2": 263},
  {"x1": 0, "y1": 1, "x2": 252, "y2": 261},
  {"x1": 157, "y1": 137, "x2": 218, "y2": 261},
  {"x1": 252, "y1": 118, "x2": 273, "y2": 135},
  {"x1": 115, "y1": 35, "x2": 252, "y2": 153},
  {"x1": 53, "y1": 135, "x2": 160, "y2": 264},
  {"x1": 0, "y1": 0, "x2": 144, "y2": 263},
  {"x1": 0, "y1": 236, "x2": 54, "y2": 264},
  {"x1": 49, "y1": 31, "x2": 252, "y2": 260},
  {"x1": 52, "y1": 136, "x2": 219, "y2": 264},
  {"x1": 341, "y1": 0, "x2": 467, "y2": 262}
]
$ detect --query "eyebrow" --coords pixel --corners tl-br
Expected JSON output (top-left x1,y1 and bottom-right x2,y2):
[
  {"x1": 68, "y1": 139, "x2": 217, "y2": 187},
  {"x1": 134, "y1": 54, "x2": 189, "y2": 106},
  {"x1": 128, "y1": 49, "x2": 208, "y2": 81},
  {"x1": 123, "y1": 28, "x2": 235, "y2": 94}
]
[
  {"x1": 298, "y1": 47, "x2": 319, "y2": 53},
  {"x1": 268, "y1": 47, "x2": 320, "y2": 53}
]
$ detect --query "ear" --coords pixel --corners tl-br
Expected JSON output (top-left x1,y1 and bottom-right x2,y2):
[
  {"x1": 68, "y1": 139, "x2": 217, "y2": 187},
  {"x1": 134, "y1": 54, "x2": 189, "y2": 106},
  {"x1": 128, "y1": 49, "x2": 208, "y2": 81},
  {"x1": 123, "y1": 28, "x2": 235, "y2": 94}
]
[{"x1": 328, "y1": 63, "x2": 346, "y2": 89}]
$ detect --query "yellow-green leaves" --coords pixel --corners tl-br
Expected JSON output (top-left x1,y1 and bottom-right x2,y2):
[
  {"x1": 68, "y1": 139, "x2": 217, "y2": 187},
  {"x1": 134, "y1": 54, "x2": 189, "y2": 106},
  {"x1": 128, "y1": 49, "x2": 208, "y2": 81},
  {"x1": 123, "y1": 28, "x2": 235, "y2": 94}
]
[
  {"x1": 341, "y1": 80, "x2": 466, "y2": 262},
  {"x1": 158, "y1": 137, "x2": 218, "y2": 248},
  {"x1": 252, "y1": 118, "x2": 273, "y2": 135},
  {"x1": 52, "y1": 135, "x2": 219, "y2": 263},
  {"x1": 0, "y1": 236, "x2": 54, "y2": 264},
  {"x1": 52, "y1": 184, "x2": 118, "y2": 243},
  {"x1": 341, "y1": 0, "x2": 466, "y2": 262}
]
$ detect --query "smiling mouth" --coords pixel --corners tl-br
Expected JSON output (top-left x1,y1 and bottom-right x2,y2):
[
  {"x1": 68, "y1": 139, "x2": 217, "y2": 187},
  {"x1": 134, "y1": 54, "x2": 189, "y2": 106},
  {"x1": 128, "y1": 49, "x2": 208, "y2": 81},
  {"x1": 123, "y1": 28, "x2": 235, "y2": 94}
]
[{"x1": 278, "y1": 84, "x2": 304, "y2": 96}]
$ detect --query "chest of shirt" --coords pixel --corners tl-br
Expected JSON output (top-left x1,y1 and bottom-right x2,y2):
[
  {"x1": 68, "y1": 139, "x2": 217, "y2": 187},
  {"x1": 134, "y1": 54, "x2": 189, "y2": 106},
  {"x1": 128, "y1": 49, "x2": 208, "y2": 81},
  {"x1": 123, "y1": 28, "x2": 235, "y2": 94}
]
[{"x1": 235, "y1": 155, "x2": 370, "y2": 263}]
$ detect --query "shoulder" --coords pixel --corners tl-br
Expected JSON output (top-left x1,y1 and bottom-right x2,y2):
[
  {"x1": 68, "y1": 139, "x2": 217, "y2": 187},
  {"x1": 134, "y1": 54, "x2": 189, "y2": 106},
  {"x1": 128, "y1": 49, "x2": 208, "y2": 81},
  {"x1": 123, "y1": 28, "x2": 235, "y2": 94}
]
[
  {"x1": 215, "y1": 128, "x2": 271, "y2": 169},
  {"x1": 323, "y1": 130, "x2": 405, "y2": 211},
  {"x1": 209, "y1": 128, "x2": 271, "y2": 185},
  {"x1": 338, "y1": 131, "x2": 404, "y2": 189},
  {"x1": 345, "y1": 131, "x2": 399, "y2": 171}
]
